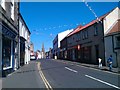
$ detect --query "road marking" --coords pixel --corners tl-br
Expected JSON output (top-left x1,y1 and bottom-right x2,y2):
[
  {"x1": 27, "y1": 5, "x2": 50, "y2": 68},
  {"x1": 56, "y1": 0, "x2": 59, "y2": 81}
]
[
  {"x1": 52, "y1": 59, "x2": 120, "y2": 75},
  {"x1": 85, "y1": 74, "x2": 120, "y2": 89},
  {"x1": 7, "y1": 73, "x2": 13, "y2": 77},
  {"x1": 37, "y1": 62, "x2": 53, "y2": 90},
  {"x1": 65, "y1": 67, "x2": 78, "y2": 73},
  {"x1": 78, "y1": 65, "x2": 120, "y2": 76}
]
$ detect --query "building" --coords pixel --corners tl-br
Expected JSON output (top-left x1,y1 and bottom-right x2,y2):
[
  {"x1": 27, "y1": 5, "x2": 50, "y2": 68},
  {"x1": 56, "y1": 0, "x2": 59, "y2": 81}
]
[
  {"x1": 0, "y1": 0, "x2": 19, "y2": 76},
  {"x1": 53, "y1": 29, "x2": 73, "y2": 59},
  {"x1": 19, "y1": 14, "x2": 31, "y2": 66},
  {"x1": 61, "y1": 19, "x2": 106, "y2": 65},
  {"x1": 30, "y1": 42, "x2": 34, "y2": 51},
  {"x1": 49, "y1": 48, "x2": 53, "y2": 59},
  {"x1": 30, "y1": 42, "x2": 34, "y2": 55},
  {"x1": 41, "y1": 43, "x2": 45, "y2": 59},
  {"x1": 60, "y1": 7, "x2": 120, "y2": 67},
  {"x1": 45, "y1": 48, "x2": 53, "y2": 59},
  {"x1": 103, "y1": 7, "x2": 120, "y2": 67},
  {"x1": 36, "y1": 50, "x2": 42, "y2": 59}
]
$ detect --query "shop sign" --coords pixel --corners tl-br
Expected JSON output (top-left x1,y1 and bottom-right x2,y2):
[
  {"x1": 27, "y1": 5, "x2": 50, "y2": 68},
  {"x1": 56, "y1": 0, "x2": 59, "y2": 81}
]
[{"x1": 2, "y1": 25, "x2": 16, "y2": 39}]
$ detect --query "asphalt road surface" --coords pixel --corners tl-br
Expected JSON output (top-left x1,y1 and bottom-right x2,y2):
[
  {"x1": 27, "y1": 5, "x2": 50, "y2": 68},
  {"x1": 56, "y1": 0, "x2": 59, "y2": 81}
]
[
  {"x1": 40, "y1": 59, "x2": 120, "y2": 89},
  {"x1": 2, "y1": 59, "x2": 120, "y2": 89}
]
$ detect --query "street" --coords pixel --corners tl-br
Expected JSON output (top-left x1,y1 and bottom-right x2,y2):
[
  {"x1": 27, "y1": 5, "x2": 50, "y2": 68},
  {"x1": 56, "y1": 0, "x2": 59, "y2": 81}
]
[
  {"x1": 2, "y1": 59, "x2": 120, "y2": 89},
  {"x1": 40, "y1": 59, "x2": 120, "y2": 89}
]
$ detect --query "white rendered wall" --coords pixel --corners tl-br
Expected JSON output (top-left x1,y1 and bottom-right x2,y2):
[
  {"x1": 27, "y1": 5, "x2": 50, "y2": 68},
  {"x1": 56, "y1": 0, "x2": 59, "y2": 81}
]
[
  {"x1": 58, "y1": 29, "x2": 73, "y2": 48},
  {"x1": 19, "y1": 16, "x2": 31, "y2": 64},
  {"x1": 103, "y1": 7, "x2": 120, "y2": 35},
  {"x1": 1, "y1": 0, "x2": 6, "y2": 10}
]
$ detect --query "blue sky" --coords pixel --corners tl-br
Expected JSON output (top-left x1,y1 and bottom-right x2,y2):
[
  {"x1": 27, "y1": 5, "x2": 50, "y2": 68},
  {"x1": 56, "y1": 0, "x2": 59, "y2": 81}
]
[{"x1": 20, "y1": 2, "x2": 118, "y2": 52}]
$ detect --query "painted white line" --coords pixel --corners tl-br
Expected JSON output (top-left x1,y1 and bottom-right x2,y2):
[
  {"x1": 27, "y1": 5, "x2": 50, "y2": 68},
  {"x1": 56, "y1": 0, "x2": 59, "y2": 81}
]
[
  {"x1": 7, "y1": 73, "x2": 13, "y2": 77},
  {"x1": 77, "y1": 65, "x2": 120, "y2": 76},
  {"x1": 52, "y1": 59, "x2": 120, "y2": 75},
  {"x1": 65, "y1": 67, "x2": 78, "y2": 73},
  {"x1": 85, "y1": 74, "x2": 120, "y2": 89}
]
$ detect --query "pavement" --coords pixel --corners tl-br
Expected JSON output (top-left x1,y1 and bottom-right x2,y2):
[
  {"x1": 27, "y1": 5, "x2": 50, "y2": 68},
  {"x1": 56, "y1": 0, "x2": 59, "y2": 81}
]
[
  {"x1": 2, "y1": 61, "x2": 45, "y2": 89},
  {"x1": 40, "y1": 59, "x2": 120, "y2": 88},
  {"x1": 53, "y1": 59, "x2": 120, "y2": 74},
  {"x1": 0, "y1": 78, "x2": 2, "y2": 90}
]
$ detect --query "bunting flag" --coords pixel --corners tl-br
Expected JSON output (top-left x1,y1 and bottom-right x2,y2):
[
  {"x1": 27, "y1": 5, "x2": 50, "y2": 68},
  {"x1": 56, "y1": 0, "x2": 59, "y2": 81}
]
[{"x1": 83, "y1": 0, "x2": 102, "y2": 23}]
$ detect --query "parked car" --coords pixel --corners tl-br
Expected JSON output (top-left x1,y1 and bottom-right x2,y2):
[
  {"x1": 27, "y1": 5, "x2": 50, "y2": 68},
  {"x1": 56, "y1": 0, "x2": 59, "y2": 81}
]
[{"x1": 30, "y1": 55, "x2": 36, "y2": 60}]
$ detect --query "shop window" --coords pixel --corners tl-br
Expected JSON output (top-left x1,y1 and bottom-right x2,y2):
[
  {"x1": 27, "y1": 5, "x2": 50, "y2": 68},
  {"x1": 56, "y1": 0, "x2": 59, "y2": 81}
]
[{"x1": 2, "y1": 37, "x2": 13, "y2": 70}]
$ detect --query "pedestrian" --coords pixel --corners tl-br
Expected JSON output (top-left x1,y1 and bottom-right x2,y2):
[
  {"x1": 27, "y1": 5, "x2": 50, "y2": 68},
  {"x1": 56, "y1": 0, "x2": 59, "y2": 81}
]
[
  {"x1": 107, "y1": 55, "x2": 113, "y2": 71},
  {"x1": 98, "y1": 57, "x2": 102, "y2": 69}
]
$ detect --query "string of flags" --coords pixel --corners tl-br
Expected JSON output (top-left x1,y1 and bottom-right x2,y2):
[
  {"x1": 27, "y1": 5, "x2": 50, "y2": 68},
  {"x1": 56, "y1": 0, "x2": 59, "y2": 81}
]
[
  {"x1": 83, "y1": 0, "x2": 102, "y2": 23},
  {"x1": 32, "y1": 1, "x2": 102, "y2": 35},
  {"x1": 31, "y1": 23, "x2": 82, "y2": 35}
]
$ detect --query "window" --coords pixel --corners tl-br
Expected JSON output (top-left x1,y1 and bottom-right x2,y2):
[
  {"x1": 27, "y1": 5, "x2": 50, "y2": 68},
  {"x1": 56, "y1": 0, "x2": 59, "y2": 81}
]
[
  {"x1": 11, "y1": 0, "x2": 14, "y2": 20},
  {"x1": 82, "y1": 31, "x2": 85, "y2": 39},
  {"x1": 22, "y1": 24, "x2": 24, "y2": 37},
  {"x1": 73, "y1": 36, "x2": 74, "y2": 40},
  {"x1": 76, "y1": 34, "x2": 79, "y2": 42},
  {"x1": 116, "y1": 36, "x2": 120, "y2": 47},
  {"x1": 85, "y1": 30, "x2": 88, "y2": 39},
  {"x1": 2, "y1": 37, "x2": 13, "y2": 70},
  {"x1": 68, "y1": 38, "x2": 71, "y2": 44},
  {"x1": 94, "y1": 25, "x2": 98, "y2": 36},
  {"x1": 25, "y1": 31, "x2": 27, "y2": 40},
  {"x1": 79, "y1": 33, "x2": 81, "y2": 40},
  {"x1": 76, "y1": 33, "x2": 81, "y2": 41},
  {"x1": 1, "y1": 0, "x2": 5, "y2": 10}
]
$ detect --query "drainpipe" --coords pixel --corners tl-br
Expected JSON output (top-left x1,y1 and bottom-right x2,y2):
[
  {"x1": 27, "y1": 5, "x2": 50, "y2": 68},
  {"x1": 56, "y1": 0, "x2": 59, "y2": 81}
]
[
  {"x1": 18, "y1": 2, "x2": 20, "y2": 68},
  {"x1": 101, "y1": 19, "x2": 106, "y2": 66},
  {"x1": 0, "y1": 33, "x2": 2, "y2": 76},
  {"x1": 112, "y1": 35, "x2": 118, "y2": 68},
  {"x1": 118, "y1": 48, "x2": 120, "y2": 73}
]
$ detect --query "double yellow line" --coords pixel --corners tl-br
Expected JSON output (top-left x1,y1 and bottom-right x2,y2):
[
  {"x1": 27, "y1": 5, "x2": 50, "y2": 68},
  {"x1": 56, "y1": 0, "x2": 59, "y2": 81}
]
[{"x1": 37, "y1": 62, "x2": 53, "y2": 90}]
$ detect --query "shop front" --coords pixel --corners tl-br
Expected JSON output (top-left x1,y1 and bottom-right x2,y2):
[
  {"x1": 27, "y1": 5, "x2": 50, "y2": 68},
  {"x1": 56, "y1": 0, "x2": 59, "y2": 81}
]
[
  {"x1": 2, "y1": 37, "x2": 13, "y2": 70},
  {"x1": 67, "y1": 46, "x2": 78, "y2": 61},
  {"x1": 2, "y1": 23, "x2": 17, "y2": 76},
  {"x1": 20, "y1": 37, "x2": 26, "y2": 66},
  {"x1": 81, "y1": 46, "x2": 92, "y2": 64}
]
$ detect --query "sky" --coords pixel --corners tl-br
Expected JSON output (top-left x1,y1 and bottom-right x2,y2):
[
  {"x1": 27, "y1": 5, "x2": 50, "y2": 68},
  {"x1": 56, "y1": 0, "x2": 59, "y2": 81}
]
[{"x1": 20, "y1": 2, "x2": 118, "y2": 52}]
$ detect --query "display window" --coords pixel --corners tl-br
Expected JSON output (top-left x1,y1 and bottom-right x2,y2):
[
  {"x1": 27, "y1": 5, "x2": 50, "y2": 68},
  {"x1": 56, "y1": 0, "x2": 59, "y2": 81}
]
[{"x1": 2, "y1": 37, "x2": 13, "y2": 70}]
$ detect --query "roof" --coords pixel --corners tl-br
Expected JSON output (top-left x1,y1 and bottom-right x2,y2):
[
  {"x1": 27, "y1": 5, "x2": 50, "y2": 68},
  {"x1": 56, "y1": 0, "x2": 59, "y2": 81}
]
[
  {"x1": 67, "y1": 7, "x2": 119, "y2": 37},
  {"x1": 106, "y1": 19, "x2": 120, "y2": 36},
  {"x1": 67, "y1": 25, "x2": 83, "y2": 37},
  {"x1": 19, "y1": 13, "x2": 31, "y2": 34},
  {"x1": 67, "y1": 14, "x2": 107, "y2": 37}
]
